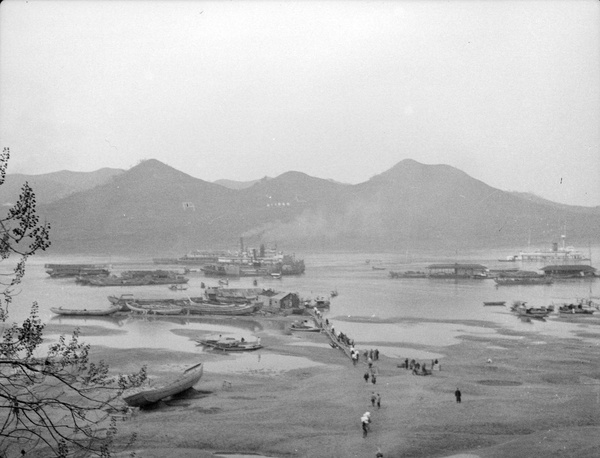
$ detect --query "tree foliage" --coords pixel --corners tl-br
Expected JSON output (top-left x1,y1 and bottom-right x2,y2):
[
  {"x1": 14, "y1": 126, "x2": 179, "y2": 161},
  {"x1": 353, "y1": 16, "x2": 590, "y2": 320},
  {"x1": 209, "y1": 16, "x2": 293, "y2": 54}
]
[{"x1": 0, "y1": 148, "x2": 146, "y2": 457}]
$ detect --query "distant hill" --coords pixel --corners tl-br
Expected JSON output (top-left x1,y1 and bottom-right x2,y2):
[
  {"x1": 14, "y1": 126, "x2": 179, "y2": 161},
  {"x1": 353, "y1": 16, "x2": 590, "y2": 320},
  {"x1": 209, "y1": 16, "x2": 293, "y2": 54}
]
[
  {"x1": 214, "y1": 177, "x2": 271, "y2": 190},
  {"x1": 510, "y1": 191, "x2": 600, "y2": 214},
  {"x1": 26, "y1": 158, "x2": 600, "y2": 255},
  {"x1": 0, "y1": 168, "x2": 123, "y2": 205}
]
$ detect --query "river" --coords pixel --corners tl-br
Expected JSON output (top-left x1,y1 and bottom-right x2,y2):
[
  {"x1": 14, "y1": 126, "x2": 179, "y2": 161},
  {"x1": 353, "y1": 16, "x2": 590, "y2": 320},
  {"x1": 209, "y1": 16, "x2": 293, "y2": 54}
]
[{"x1": 4, "y1": 246, "x2": 600, "y2": 372}]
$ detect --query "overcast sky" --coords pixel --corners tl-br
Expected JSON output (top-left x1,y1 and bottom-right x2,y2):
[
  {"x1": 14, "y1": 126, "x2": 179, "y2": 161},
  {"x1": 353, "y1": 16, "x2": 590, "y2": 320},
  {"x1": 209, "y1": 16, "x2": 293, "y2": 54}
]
[{"x1": 1, "y1": 0, "x2": 599, "y2": 206}]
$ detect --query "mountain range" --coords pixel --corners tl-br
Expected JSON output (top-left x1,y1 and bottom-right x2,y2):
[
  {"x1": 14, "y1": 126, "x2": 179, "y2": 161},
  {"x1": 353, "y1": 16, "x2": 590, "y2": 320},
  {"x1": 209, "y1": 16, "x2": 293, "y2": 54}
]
[{"x1": 2, "y1": 159, "x2": 598, "y2": 255}]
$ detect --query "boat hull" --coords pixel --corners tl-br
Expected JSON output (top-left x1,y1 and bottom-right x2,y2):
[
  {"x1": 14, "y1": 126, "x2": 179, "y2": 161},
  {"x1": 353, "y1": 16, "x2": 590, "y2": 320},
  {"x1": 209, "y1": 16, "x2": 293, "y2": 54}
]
[
  {"x1": 50, "y1": 305, "x2": 121, "y2": 316},
  {"x1": 122, "y1": 363, "x2": 203, "y2": 407},
  {"x1": 183, "y1": 301, "x2": 259, "y2": 316},
  {"x1": 126, "y1": 302, "x2": 183, "y2": 315}
]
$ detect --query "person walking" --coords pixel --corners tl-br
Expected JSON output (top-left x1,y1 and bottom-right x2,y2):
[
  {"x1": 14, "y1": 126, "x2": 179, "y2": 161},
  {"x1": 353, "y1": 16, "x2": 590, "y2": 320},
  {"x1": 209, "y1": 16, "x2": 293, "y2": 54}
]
[
  {"x1": 361, "y1": 412, "x2": 371, "y2": 438},
  {"x1": 371, "y1": 391, "x2": 377, "y2": 407},
  {"x1": 376, "y1": 446, "x2": 384, "y2": 457},
  {"x1": 376, "y1": 393, "x2": 381, "y2": 409},
  {"x1": 455, "y1": 388, "x2": 462, "y2": 403},
  {"x1": 364, "y1": 372, "x2": 370, "y2": 383},
  {"x1": 374, "y1": 348, "x2": 379, "y2": 360},
  {"x1": 371, "y1": 374, "x2": 377, "y2": 385}
]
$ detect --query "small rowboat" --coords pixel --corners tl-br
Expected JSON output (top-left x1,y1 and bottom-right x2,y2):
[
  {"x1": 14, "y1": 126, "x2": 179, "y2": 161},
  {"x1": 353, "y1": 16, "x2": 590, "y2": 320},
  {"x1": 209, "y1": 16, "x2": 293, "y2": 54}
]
[
  {"x1": 122, "y1": 362, "x2": 203, "y2": 407},
  {"x1": 483, "y1": 301, "x2": 506, "y2": 306},
  {"x1": 126, "y1": 302, "x2": 183, "y2": 315},
  {"x1": 50, "y1": 305, "x2": 121, "y2": 316}
]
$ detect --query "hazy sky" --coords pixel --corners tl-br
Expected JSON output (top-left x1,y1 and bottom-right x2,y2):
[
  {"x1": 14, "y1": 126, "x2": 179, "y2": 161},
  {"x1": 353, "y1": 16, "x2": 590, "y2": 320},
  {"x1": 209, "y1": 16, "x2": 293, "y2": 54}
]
[{"x1": 1, "y1": 0, "x2": 599, "y2": 206}]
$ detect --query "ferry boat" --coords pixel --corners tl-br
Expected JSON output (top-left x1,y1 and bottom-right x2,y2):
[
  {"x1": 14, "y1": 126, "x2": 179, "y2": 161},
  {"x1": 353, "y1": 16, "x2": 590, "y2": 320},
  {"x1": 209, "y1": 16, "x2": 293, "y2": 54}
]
[{"x1": 513, "y1": 231, "x2": 590, "y2": 263}]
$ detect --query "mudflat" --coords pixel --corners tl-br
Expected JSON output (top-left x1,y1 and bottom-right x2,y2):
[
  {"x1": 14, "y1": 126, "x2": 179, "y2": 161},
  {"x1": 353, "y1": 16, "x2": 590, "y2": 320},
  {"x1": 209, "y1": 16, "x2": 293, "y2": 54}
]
[{"x1": 77, "y1": 317, "x2": 600, "y2": 458}]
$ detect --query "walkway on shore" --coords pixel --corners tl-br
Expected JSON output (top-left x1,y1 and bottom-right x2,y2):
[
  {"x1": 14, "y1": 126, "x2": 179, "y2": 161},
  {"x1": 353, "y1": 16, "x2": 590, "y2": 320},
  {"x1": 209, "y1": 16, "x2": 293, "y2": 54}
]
[{"x1": 307, "y1": 309, "x2": 354, "y2": 362}]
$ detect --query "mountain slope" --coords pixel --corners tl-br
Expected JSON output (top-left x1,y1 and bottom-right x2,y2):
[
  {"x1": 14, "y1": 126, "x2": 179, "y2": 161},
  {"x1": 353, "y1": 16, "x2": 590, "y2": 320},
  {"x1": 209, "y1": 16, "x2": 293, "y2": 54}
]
[
  {"x1": 41, "y1": 160, "x2": 244, "y2": 253},
  {"x1": 32, "y1": 159, "x2": 600, "y2": 254},
  {"x1": 0, "y1": 168, "x2": 123, "y2": 205}
]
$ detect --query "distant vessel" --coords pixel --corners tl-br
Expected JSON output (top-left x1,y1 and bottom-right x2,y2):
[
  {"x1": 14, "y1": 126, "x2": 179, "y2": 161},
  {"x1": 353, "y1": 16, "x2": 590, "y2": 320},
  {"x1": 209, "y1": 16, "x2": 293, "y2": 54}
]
[
  {"x1": 45, "y1": 263, "x2": 110, "y2": 278},
  {"x1": 153, "y1": 250, "x2": 229, "y2": 265},
  {"x1": 494, "y1": 276, "x2": 553, "y2": 286},
  {"x1": 79, "y1": 270, "x2": 188, "y2": 286},
  {"x1": 427, "y1": 264, "x2": 488, "y2": 279},
  {"x1": 513, "y1": 230, "x2": 590, "y2": 263}
]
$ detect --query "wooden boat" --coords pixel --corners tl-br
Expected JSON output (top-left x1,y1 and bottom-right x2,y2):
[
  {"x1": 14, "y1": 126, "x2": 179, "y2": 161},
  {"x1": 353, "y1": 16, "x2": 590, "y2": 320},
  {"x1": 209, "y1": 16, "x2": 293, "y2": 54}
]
[
  {"x1": 50, "y1": 305, "x2": 121, "y2": 316},
  {"x1": 558, "y1": 305, "x2": 595, "y2": 315},
  {"x1": 517, "y1": 309, "x2": 551, "y2": 318},
  {"x1": 204, "y1": 341, "x2": 263, "y2": 352},
  {"x1": 483, "y1": 301, "x2": 506, "y2": 306},
  {"x1": 45, "y1": 263, "x2": 110, "y2": 278},
  {"x1": 84, "y1": 270, "x2": 188, "y2": 287},
  {"x1": 514, "y1": 306, "x2": 552, "y2": 319},
  {"x1": 169, "y1": 284, "x2": 188, "y2": 291},
  {"x1": 494, "y1": 276, "x2": 553, "y2": 286},
  {"x1": 289, "y1": 320, "x2": 321, "y2": 332},
  {"x1": 304, "y1": 296, "x2": 330, "y2": 309},
  {"x1": 122, "y1": 362, "x2": 203, "y2": 407},
  {"x1": 372, "y1": 266, "x2": 386, "y2": 271},
  {"x1": 182, "y1": 300, "x2": 259, "y2": 316},
  {"x1": 389, "y1": 270, "x2": 428, "y2": 279},
  {"x1": 126, "y1": 302, "x2": 183, "y2": 315},
  {"x1": 195, "y1": 336, "x2": 241, "y2": 347},
  {"x1": 108, "y1": 294, "x2": 177, "y2": 311}
]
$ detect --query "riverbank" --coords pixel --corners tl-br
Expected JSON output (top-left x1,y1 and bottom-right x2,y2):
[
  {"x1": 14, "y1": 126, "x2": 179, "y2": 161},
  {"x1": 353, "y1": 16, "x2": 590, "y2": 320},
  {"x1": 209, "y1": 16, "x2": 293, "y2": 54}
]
[{"x1": 54, "y1": 314, "x2": 599, "y2": 458}]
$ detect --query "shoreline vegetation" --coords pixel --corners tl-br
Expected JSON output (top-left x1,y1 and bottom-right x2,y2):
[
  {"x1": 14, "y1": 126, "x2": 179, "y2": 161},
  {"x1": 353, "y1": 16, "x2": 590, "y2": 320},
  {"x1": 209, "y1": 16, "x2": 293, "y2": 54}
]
[{"x1": 52, "y1": 315, "x2": 600, "y2": 458}]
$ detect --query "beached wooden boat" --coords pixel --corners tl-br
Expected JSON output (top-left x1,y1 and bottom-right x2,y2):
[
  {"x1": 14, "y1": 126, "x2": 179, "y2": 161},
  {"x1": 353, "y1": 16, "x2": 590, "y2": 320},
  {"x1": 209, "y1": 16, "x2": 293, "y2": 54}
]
[
  {"x1": 515, "y1": 307, "x2": 552, "y2": 319},
  {"x1": 182, "y1": 300, "x2": 259, "y2": 316},
  {"x1": 168, "y1": 284, "x2": 188, "y2": 291},
  {"x1": 126, "y1": 302, "x2": 183, "y2": 315},
  {"x1": 108, "y1": 294, "x2": 177, "y2": 311},
  {"x1": 50, "y1": 305, "x2": 121, "y2": 316},
  {"x1": 289, "y1": 320, "x2": 321, "y2": 332},
  {"x1": 122, "y1": 362, "x2": 203, "y2": 407},
  {"x1": 195, "y1": 336, "x2": 241, "y2": 347},
  {"x1": 204, "y1": 341, "x2": 263, "y2": 352},
  {"x1": 483, "y1": 301, "x2": 506, "y2": 306}
]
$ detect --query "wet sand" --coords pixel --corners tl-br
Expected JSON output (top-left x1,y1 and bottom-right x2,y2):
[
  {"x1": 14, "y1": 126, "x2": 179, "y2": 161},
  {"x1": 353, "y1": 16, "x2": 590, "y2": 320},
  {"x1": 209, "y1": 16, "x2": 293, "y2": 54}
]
[{"x1": 65, "y1": 315, "x2": 600, "y2": 458}]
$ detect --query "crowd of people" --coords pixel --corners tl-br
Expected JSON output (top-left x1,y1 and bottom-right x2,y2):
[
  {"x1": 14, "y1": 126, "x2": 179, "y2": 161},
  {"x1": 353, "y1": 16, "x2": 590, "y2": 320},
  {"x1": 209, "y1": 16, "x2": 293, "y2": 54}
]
[{"x1": 397, "y1": 358, "x2": 441, "y2": 375}]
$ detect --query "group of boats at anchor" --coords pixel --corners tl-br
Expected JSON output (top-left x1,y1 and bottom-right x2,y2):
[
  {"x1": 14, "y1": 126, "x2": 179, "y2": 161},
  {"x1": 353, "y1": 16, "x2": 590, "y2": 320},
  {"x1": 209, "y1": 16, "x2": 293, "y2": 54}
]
[
  {"x1": 482, "y1": 298, "x2": 599, "y2": 320},
  {"x1": 387, "y1": 264, "x2": 597, "y2": 283},
  {"x1": 50, "y1": 284, "x2": 336, "y2": 317},
  {"x1": 46, "y1": 264, "x2": 190, "y2": 286}
]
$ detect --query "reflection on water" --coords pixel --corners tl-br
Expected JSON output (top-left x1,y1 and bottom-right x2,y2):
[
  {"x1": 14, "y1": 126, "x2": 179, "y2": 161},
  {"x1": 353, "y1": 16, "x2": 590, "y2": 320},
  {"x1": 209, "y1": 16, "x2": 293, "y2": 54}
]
[
  {"x1": 45, "y1": 319, "x2": 260, "y2": 352},
  {"x1": 321, "y1": 321, "x2": 513, "y2": 347},
  {"x1": 214, "y1": 454, "x2": 273, "y2": 458},
  {"x1": 205, "y1": 352, "x2": 324, "y2": 374}
]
